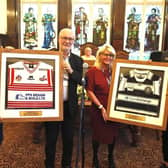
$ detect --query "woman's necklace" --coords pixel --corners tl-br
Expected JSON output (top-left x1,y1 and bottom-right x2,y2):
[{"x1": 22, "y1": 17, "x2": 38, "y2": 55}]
[
  {"x1": 101, "y1": 68, "x2": 112, "y2": 86},
  {"x1": 106, "y1": 76, "x2": 111, "y2": 86}
]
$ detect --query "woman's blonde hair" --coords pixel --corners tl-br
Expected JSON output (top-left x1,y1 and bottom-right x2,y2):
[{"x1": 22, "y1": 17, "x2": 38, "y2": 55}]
[{"x1": 94, "y1": 44, "x2": 116, "y2": 69}]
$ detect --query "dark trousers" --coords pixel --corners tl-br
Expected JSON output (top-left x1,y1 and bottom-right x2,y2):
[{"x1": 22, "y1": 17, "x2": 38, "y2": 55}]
[
  {"x1": 45, "y1": 102, "x2": 75, "y2": 167},
  {"x1": 162, "y1": 123, "x2": 168, "y2": 162},
  {"x1": 33, "y1": 122, "x2": 44, "y2": 141},
  {"x1": 0, "y1": 123, "x2": 3, "y2": 144}
]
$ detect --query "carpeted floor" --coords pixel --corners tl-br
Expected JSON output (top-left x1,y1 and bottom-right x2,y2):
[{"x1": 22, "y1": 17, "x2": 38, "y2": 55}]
[{"x1": 0, "y1": 120, "x2": 163, "y2": 168}]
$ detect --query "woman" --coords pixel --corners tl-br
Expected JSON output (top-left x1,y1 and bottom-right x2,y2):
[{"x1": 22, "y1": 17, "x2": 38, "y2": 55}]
[{"x1": 85, "y1": 45, "x2": 118, "y2": 168}]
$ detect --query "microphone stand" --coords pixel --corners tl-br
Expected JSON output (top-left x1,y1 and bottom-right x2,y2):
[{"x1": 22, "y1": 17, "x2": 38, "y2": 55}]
[{"x1": 75, "y1": 77, "x2": 86, "y2": 168}]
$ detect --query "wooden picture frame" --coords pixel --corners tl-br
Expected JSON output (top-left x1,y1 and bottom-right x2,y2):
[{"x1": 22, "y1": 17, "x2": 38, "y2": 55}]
[
  {"x1": 107, "y1": 59, "x2": 168, "y2": 130},
  {"x1": 0, "y1": 48, "x2": 63, "y2": 122}
]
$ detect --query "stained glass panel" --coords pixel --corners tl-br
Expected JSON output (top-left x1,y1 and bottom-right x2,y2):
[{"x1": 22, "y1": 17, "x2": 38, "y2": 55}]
[
  {"x1": 20, "y1": 1, "x2": 57, "y2": 50},
  {"x1": 21, "y1": 4, "x2": 38, "y2": 49},
  {"x1": 124, "y1": 0, "x2": 165, "y2": 60},
  {"x1": 124, "y1": 5, "x2": 142, "y2": 51},
  {"x1": 144, "y1": 6, "x2": 162, "y2": 51},
  {"x1": 72, "y1": 0, "x2": 110, "y2": 3},
  {"x1": 73, "y1": 5, "x2": 89, "y2": 48},
  {"x1": 72, "y1": 1, "x2": 111, "y2": 50},
  {"x1": 41, "y1": 5, "x2": 57, "y2": 49},
  {"x1": 93, "y1": 5, "x2": 110, "y2": 46}
]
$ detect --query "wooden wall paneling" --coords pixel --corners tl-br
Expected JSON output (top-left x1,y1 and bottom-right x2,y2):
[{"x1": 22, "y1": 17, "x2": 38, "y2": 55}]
[
  {"x1": 17, "y1": 0, "x2": 21, "y2": 49},
  {"x1": 6, "y1": 0, "x2": 18, "y2": 48},
  {"x1": 0, "y1": 0, "x2": 18, "y2": 48},
  {"x1": 163, "y1": 0, "x2": 168, "y2": 50},
  {"x1": 58, "y1": 0, "x2": 72, "y2": 32},
  {"x1": 0, "y1": 35, "x2": 7, "y2": 47},
  {"x1": 111, "y1": 0, "x2": 126, "y2": 51},
  {"x1": 57, "y1": 0, "x2": 72, "y2": 48},
  {"x1": 110, "y1": 0, "x2": 114, "y2": 46}
]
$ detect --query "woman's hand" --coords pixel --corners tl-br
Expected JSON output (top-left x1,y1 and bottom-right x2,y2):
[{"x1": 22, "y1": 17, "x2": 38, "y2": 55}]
[{"x1": 101, "y1": 107, "x2": 108, "y2": 122}]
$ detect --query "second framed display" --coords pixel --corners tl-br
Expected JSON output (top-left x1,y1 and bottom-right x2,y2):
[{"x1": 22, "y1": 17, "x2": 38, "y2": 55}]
[{"x1": 107, "y1": 59, "x2": 168, "y2": 130}]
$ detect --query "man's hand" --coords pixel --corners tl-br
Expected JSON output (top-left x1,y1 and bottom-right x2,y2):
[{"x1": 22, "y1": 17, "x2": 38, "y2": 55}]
[{"x1": 63, "y1": 61, "x2": 73, "y2": 74}]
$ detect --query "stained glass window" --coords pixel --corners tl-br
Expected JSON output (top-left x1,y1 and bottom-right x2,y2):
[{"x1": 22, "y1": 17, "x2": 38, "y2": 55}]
[
  {"x1": 124, "y1": 0, "x2": 165, "y2": 60},
  {"x1": 20, "y1": 0, "x2": 58, "y2": 50},
  {"x1": 72, "y1": 0, "x2": 111, "y2": 50}
]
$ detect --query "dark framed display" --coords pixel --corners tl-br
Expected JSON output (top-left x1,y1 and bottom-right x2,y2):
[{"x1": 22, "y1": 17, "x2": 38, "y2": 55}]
[
  {"x1": 0, "y1": 48, "x2": 63, "y2": 122},
  {"x1": 107, "y1": 59, "x2": 168, "y2": 130}
]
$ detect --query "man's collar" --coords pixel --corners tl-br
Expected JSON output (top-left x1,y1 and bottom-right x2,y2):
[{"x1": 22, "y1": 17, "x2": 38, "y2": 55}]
[{"x1": 63, "y1": 53, "x2": 71, "y2": 60}]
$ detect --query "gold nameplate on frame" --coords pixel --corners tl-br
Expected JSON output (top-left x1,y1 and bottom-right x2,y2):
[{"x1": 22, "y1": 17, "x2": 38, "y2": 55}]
[
  {"x1": 20, "y1": 111, "x2": 42, "y2": 116},
  {"x1": 125, "y1": 114, "x2": 146, "y2": 121}
]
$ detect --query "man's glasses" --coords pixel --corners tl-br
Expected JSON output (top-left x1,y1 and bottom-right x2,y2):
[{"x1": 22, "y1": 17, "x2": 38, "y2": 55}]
[{"x1": 61, "y1": 36, "x2": 74, "y2": 41}]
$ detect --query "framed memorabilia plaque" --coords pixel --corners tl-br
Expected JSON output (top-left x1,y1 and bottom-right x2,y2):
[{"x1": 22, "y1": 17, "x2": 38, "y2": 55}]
[
  {"x1": 107, "y1": 59, "x2": 168, "y2": 130},
  {"x1": 0, "y1": 48, "x2": 63, "y2": 122}
]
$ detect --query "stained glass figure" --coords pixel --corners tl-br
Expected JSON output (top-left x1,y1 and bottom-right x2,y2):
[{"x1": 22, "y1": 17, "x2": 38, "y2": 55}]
[
  {"x1": 74, "y1": 7, "x2": 89, "y2": 47},
  {"x1": 23, "y1": 7, "x2": 38, "y2": 49},
  {"x1": 42, "y1": 9, "x2": 56, "y2": 49},
  {"x1": 93, "y1": 8, "x2": 108, "y2": 46},
  {"x1": 145, "y1": 7, "x2": 161, "y2": 50},
  {"x1": 126, "y1": 7, "x2": 141, "y2": 50}
]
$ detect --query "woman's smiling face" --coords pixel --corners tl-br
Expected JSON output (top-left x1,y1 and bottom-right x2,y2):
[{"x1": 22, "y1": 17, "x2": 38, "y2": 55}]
[{"x1": 100, "y1": 50, "x2": 115, "y2": 66}]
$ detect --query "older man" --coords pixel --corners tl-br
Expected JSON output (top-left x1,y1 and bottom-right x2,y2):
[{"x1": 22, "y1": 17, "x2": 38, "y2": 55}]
[{"x1": 44, "y1": 28, "x2": 83, "y2": 168}]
